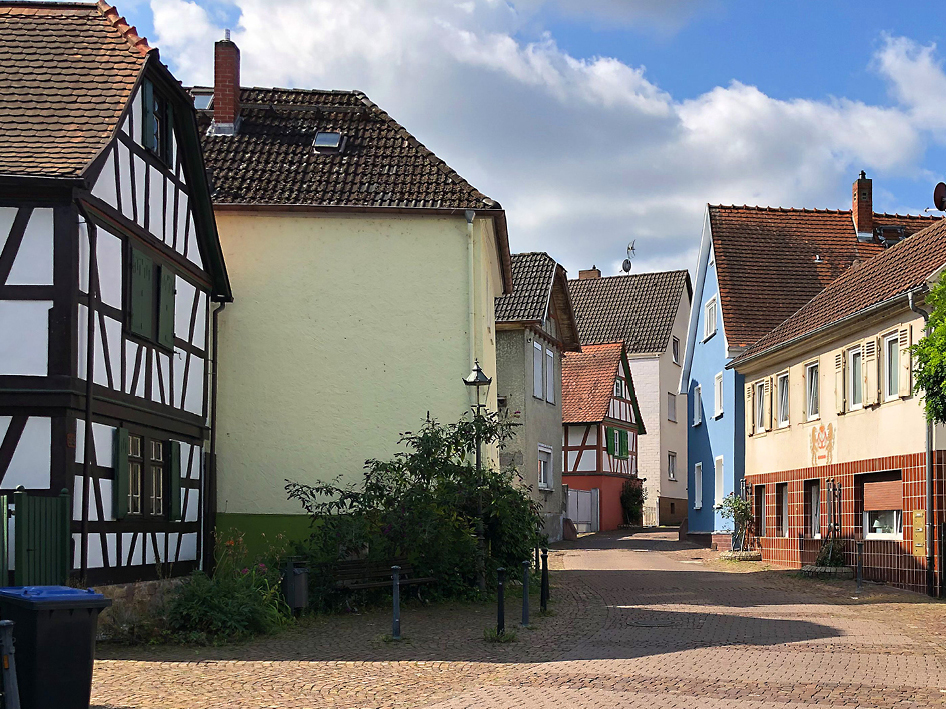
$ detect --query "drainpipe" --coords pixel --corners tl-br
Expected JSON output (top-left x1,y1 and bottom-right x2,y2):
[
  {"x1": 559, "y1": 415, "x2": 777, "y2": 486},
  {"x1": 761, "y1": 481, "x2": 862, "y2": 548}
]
[
  {"x1": 206, "y1": 300, "x2": 226, "y2": 574},
  {"x1": 466, "y1": 210, "x2": 476, "y2": 369},
  {"x1": 79, "y1": 215, "x2": 96, "y2": 582},
  {"x1": 908, "y1": 289, "x2": 935, "y2": 597}
]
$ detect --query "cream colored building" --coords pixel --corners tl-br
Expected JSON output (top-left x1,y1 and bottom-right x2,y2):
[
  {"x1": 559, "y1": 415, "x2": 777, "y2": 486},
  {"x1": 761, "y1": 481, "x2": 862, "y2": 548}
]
[
  {"x1": 731, "y1": 217, "x2": 946, "y2": 594},
  {"x1": 193, "y1": 39, "x2": 511, "y2": 541}
]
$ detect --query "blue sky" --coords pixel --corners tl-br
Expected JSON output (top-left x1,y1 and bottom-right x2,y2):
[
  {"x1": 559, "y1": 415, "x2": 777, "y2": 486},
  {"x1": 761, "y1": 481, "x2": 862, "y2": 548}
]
[{"x1": 118, "y1": 1, "x2": 946, "y2": 275}]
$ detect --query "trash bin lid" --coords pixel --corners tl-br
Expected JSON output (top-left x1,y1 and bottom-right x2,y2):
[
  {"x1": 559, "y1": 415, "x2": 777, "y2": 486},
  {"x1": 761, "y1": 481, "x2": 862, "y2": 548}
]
[{"x1": 0, "y1": 586, "x2": 111, "y2": 609}]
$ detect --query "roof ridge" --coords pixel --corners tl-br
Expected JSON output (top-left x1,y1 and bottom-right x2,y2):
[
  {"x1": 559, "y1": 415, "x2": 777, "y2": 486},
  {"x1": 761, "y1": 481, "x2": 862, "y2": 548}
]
[
  {"x1": 97, "y1": 1, "x2": 151, "y2": 56},
  {"x1": 568, "y1": 268, "x2": 688, "y2": 283},
  {"x1": 240, "y1": 86, "x2": 360, "y2": 95},
  {"x1": 710, "y1": 204, "x2": 853, "y2": 214},
  {"x1": 873, "y1": 211, "x2": 941, "y2": 220}
]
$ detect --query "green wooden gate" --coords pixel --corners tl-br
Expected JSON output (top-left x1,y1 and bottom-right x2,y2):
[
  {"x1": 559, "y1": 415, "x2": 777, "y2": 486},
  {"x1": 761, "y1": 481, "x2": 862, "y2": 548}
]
[{"x1": 10, "y1": 488, "x2": 71, "y2": 586}]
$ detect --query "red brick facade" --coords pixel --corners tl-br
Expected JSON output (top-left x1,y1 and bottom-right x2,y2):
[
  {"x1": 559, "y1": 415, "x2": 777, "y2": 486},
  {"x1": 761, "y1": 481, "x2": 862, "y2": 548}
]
[{"x1": 746, "y1": 451, "x2": 945, "y2": 594}]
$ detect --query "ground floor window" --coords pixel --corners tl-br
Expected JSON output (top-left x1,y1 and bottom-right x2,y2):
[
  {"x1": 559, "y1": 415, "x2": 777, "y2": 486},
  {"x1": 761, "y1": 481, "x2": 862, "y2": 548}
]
[
  {"x1": 754, "y1": 485, "x2": 765, "y2": 537},
  {"x1": 864, "y1": 509, "x2": 902, "y2": 538},
  {"x1": 538, "y1": 445, "x2": 552, "y2": 489},
  {"x1": 860, "y1": 471, "x2": 903, "y2": 540},
  {"x1": 776, "y1": 483, "x2": 789, "y2": 537},
  {"x1": 804, "y1": 479, "x2": 820, "y2": 538}
]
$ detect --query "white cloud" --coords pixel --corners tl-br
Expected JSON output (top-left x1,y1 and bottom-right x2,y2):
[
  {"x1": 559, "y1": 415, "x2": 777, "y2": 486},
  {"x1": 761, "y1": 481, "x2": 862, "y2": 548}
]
[{"x1": 150, "y1": 1, "x2": 943, "y2": 277}]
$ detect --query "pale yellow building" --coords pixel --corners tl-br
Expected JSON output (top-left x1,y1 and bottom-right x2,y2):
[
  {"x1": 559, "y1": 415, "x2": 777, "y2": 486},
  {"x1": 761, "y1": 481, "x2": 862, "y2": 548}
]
[
  {"x1": 193, "y1": 39, "x2": 511, "y2": 541},
  {"x1": 731, "y1": 217, "x2": 946, "y2": 594}
]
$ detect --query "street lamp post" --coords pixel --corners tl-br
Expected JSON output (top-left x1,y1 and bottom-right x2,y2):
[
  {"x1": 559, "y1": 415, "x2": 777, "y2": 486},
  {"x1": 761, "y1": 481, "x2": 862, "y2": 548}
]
[{"x1": 463, "y1": 359, "x2": 491, "y2": 594}]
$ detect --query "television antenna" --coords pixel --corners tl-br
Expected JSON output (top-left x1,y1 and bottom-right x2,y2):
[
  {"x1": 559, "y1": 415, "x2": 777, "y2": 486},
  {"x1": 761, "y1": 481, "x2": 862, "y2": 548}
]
[{"x1": 621, "y1": 240, "x2": 636, "y2": 274}]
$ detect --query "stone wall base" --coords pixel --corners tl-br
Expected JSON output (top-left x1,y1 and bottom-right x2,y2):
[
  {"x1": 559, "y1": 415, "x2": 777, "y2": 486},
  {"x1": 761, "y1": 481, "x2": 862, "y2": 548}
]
[
  {"x1": 95, "y1": 578, "x2": 183, "y2": 632},
  {"x1": 711, "y1": 533, "x2": 733, "y2": 552}
]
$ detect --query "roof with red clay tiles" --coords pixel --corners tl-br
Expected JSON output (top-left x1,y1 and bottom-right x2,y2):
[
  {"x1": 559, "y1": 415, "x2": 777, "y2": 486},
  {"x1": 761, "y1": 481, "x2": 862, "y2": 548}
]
[
  {"x1": 731, "y1": 217, "x2": 946, "y2": 367},
  {"x1": 196, "y1": 86, "x2": 498, "y2": 211},
  {"x1": 562, "y1": 342, "x2": 625, "y2": 424},
  {"x1": 568, "y1": 270, "x2": 691, "y2": 355},
  {"x1": 0, "y1": 2, "x2": 150, "y2": 178},
  {"x1": 709, "y1": 205, "x2": 939, "y2": 349}
]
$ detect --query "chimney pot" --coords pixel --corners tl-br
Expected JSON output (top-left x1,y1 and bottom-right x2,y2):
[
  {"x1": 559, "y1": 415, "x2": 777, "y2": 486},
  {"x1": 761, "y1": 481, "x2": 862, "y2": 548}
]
[
  {"x1": 213, "y1": 32, "x2": 240, "y2": 135},
  {"x1": 579, "y1": 266, "x2": 601, "y2": 280},
  {"x1": 853, "y1": 171, "x2": 872, "y2": 237}
]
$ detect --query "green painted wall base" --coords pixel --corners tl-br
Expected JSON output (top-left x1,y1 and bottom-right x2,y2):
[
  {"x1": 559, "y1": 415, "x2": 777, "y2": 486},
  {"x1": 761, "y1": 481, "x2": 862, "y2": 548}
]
[{"x1": 215, "y1": 513, "x2": 313, "y2": 562}]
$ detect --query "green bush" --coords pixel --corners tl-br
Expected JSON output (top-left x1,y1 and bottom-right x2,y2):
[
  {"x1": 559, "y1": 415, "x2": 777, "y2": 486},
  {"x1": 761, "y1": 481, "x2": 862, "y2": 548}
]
[
  {"x1": 286, "y1": 412, "x2": 545, "y2": 609},
  {"x1": 164, "y1": 533, "x2": 291, "y2": 643},
  {"x1": 815, "y1": 539, "x2": 846, "y2": 568},
  {"x1": 620, "y1": 479, "x2": 645, "y2": 525}
]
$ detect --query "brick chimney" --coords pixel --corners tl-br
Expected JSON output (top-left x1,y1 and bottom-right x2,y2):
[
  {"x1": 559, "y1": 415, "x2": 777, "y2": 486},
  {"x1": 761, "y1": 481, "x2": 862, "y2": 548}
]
[
  {"x1": 579, "y1": 266, "x2": 601, "y2": 280},
  {"x1": 853, "y1": 170, "x2": 873, "y2": 237},
  {"x1": 213, "y1": 30, "x2": 240, "y2": 135}
]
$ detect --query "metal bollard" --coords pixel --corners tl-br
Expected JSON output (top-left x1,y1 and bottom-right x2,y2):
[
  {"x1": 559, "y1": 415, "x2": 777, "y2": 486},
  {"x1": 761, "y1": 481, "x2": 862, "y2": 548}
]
[
  {"x1": 521, "y1": 560, "x2": 530, "y2": 626},
  {"x1": 540, "y1": 548, "x2": 549, "y2": 613},
  {"x1": 391, "y1": 565, "x2": 401, "y2": 641},
  {"x1": 0, "y1": 620, "x2": 20, "y2": 709},
  {"x1": 497, "y1": 567, "x2": 506, "y2": 636},
  {"x1": 856, "y1": 541, "x2": 863, "y2": 594}
]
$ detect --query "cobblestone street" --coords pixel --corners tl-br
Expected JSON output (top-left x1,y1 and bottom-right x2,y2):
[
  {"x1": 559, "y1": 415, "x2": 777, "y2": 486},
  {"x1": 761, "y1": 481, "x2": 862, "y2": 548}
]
[{"x1": 92, "y1": 531, "x2": 946, "y2": 708}]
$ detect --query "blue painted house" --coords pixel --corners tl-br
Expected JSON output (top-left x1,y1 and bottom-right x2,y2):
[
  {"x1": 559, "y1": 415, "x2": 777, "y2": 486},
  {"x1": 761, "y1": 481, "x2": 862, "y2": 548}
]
[{"x1": 679, "y1": 174, "x2": 933, "y2": 545}]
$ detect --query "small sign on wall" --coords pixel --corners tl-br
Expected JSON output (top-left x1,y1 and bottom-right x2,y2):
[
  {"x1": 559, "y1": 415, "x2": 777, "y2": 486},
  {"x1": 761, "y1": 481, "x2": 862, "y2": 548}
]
[{"x1": 913, "y1": 510, "x2": 926, "y2": 558}]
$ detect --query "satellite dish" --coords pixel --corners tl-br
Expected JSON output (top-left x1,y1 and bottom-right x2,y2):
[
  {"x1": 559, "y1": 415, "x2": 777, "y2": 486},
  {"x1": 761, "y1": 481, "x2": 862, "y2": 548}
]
[
  {"x1": 934, "y1": 182, "x2": 946, "y2": 212},
  {"x1": 622, "y1": 258, "x2": 632, "y2": 273}
]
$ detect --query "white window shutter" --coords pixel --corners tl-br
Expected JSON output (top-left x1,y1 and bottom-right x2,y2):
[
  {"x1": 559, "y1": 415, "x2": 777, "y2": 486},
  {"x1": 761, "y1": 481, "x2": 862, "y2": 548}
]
[
  {"x1": 764, "y1": 377, "x2": 773, "y2": 431},
  {"x1": 898, "y1": 327, "x2": 912, "y2": 398},
  {"x1": 533, "y1": 342, "x2": 543, "y2": 398},
  {"x1": 745, "y1": 384, "x2": 754, "y2": 436},
  {"x1": 835, "y1": 351, "x2": 846, "y2": 414},
  {"x1": 863, "y1": 337, "x2": 878, "y2": 406},
  {"x1": 801, "y1": 365, "x2": 807, "y2": 419},
  {"x1": 545, "y1": 349, "x2": 555, "y2": 403}
]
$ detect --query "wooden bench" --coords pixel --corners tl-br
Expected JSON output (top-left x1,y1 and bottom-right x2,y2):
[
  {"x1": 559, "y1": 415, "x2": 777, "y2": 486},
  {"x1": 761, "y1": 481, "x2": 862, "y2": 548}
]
[{"x1": 332, "y1": 558, "x2": 435, "y2": 592}]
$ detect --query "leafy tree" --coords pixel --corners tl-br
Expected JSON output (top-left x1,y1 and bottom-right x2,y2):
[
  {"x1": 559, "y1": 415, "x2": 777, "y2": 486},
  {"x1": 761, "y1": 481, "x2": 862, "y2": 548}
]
[
  {"x1": 717, "y1": 492, "x2": 753, "y2": 551},
  {"x1": 619, "y1": 479, "x2": 646, "y2": 525},
  {"x1": 912, "y1": 275, "x2": 946, "y2": 423}
]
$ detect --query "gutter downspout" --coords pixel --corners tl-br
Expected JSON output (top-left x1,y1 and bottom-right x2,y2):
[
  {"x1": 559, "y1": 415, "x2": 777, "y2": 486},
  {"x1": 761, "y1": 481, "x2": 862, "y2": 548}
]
[
  {"x1": 466, "y1": 210, "x2": 476, "y2": 370},
  {"x1": 908, "y1": 290, "x2": 935, "y2": 597},
  {"x1": 206, "y1": 300, "x2": 226, "y2": 575},
  {"x1": 79, "y1": 216, "x2": 96, "y2": 582}
]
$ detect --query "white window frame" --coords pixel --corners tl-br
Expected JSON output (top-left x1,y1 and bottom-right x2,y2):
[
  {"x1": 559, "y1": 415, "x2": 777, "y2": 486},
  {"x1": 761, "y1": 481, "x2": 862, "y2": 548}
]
[
  {"x1": 714, "y1": 372, "x2": 723, "y2": 418},
  {"x1": 545, "y1": 348, "x2": 555, "y2": 404},
  {"x1": 863, "y1": 508, "x2": 903, "y2": 541},
  {"x1": 533, "y1": 341, "x2": 543, "y2": 399},
  {"x1": 668, "y1": 451, "x2": 677, "y2": 481},
  {"x1": 537, "y1": 444, "x2": 553, "y2": 490},
  {"x1": 703, "y1": 296, "x2": 717, "y2": 341},
  {"x1": 714, "y1": 455, "x2": 724, "y2": 506},
  {"x1": 668, "y1": 393, "x2": 677, "y2": 422},
  {"x1": 755, "y1": 382, "x2": 766, "y2": 433},
  {"x1": 808, "y1": 481, "x2": 821, "y2": 539},
  {"x1": 776, "y1": 372, "x2": 789, "y2": 428},
  {"x1": 693, "y1": 385, "x2": 702, "y2": 426},
  {"x1": 672, "y1": 336, "x2": 680, "y2": 364},
  {"x1": 883, "y1": 332, "x2": 899, "y2": 402},
  {"x1": 805, "y1": 362, "x2": 819, "y2": 421},
  {"x1": 694, "y1": 462, "x2": 703, "y2": 509},
  {"x1": 848, "y1": 346, "x2": 863, "y2": 411}
]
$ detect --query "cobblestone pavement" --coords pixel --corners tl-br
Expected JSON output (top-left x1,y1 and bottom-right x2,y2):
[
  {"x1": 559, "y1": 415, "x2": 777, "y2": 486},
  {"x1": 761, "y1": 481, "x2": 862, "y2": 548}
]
[{"x1": 92, "y1": 531, "x2": 946, "y2": 708}]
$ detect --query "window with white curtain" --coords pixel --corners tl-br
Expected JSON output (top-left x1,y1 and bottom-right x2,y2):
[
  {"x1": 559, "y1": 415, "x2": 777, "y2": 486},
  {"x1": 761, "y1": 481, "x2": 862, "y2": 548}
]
[
  {"x1": 545, "y1": 348, "x2": 555, "y2": 403},
  {"x1": 693, "y1": 385, "x2": 702, "y2": 426},
  {"x1": 714, "y1": 372, "x2": 723, "y2": 417},
  {"x1": 533, "y1": 341, "x2": 543, "y2": 399}
]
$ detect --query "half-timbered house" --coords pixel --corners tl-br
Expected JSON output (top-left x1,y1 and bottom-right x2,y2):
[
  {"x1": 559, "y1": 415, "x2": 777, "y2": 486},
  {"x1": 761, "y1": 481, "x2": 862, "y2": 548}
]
[
  {"x1": 0, "y1": 2, "x2": 231, "y2": 584},
  {"x1": 562, "y1": 342, "x2": 646, "y2": 531}
]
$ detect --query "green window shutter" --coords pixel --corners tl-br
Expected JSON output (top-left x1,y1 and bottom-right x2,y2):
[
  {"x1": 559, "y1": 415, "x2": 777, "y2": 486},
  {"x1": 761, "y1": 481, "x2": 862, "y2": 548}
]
[
  {"x1": 114, "y1": 427, "x2": 130, "y2": 519},
  {"x1": 158, "y1": 266, "x2": 176, "y2": 348},
  {"x1": 605, "y1": 427, "x2": 614, "y2": 456},
  {"x1": 619, "y1": 430, "x2": 628, "y2": 459},
  {"x1": 129, "y1": 247, "x2": 154, "y2": 338},
  {"x1": 142, "y1": 79, "x2": 155, "y2": 150},
  {"x1": 165, "y1": 100, "x2": 175, "y2": 164},
  {"x1": 168, "y1": 440, "x2": 181, "y2": 521}
]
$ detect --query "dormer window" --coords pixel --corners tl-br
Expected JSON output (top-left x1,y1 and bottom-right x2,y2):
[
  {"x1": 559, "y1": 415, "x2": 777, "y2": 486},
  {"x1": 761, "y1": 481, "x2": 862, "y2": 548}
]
[
  {"x1": 142, "y1": 79, "x2": 173, "y2": 165},
  {"x1": 313, "y1": 131, "x2": 344, "y2": 153},
  {"x1": 192, "y1": 92, "x2": 213, "y2": 110}
]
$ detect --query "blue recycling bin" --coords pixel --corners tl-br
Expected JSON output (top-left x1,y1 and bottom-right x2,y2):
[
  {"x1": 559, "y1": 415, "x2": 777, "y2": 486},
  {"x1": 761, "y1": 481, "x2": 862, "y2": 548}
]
[{"x1": 0, "y1": 586, "x2": 111, "y2": 709}]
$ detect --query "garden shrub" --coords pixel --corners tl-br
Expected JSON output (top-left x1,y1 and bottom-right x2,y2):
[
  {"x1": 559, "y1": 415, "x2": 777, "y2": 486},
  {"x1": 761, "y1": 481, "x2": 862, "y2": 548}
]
[
  {"x1": 620, "y1": 479, "x2": 645, "y2": 525},
  {"x1": 286, "y1": 411, "x2": 545, "y2": 609}
]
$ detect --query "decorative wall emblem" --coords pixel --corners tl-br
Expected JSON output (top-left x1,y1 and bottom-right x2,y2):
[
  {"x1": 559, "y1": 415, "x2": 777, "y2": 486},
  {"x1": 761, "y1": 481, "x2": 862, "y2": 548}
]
[{"x1": 810, "y1": 423, "x2": 835, "y2": 466}]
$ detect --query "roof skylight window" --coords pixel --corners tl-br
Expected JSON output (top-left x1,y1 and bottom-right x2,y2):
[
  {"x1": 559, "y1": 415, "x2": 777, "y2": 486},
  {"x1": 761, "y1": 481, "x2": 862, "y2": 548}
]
[
  {"x1": 193, "y1": 93, "x2": 213, "y2": 110},
  {"x1": 313, "y1": 131, "x2": 343, "y2": 150}
]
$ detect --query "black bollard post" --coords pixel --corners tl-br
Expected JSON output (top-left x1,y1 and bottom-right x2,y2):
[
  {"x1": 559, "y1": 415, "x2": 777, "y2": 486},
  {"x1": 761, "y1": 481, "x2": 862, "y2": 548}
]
[
  {"x1": 392, "y1": 565, "x2": 401, "y2": 640},
  {"x1": 521, "y1": 560, "x2": 530, "y2": 626},
  {"x1": 535, "y1": 546, "x2": 540, "y2": 569},
  {"x1": 856, "y1": 541, "x2": 863, "y2": 594},
  {"x1": 497, "y1": 567, "x2": 506, "y2": 636},
  {"x1": 540, "y1": 548, "x2": 549, "y2": 613}
]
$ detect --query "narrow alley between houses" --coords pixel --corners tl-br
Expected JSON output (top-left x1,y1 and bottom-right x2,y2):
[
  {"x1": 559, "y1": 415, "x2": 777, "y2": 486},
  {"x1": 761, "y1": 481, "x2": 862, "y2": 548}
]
[{"x1": 92, "y1": 532, "x2": 946, "y2": 709}]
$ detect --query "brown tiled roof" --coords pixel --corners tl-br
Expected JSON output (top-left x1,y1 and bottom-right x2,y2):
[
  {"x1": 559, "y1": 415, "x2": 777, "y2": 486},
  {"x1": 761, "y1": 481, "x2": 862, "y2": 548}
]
[
  {"x1": 197, "y1": 87, "x2": 497, "y2": 210},
  {"x1": 562, "y1": 342, "x2": 624, "y2": 424},
  {"x1": 496, "y1": 253, "x2": 556, "y2": 322},
  {"x1": 711, "y1": 205, "x2": 938, "y2": 349},
  {"x1": 732, "y1": 218, "x2": 946, "y2": 367},
  {"x1": 568, "y1": 270, "x2": 691, "y2": 354},
  {"x1": 0, "y1": 2, "x2": 149, "y2": 178}
]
